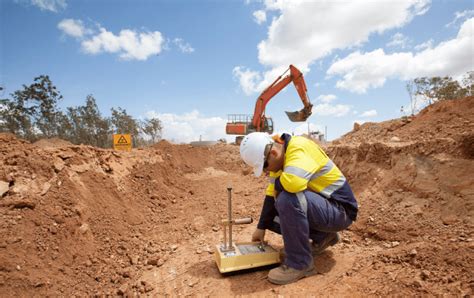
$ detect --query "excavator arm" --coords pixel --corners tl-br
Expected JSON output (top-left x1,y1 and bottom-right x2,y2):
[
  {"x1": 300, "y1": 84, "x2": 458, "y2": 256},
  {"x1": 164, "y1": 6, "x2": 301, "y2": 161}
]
[{"x1": 252, "y1": 65, "x2": 313, "y2": 131}]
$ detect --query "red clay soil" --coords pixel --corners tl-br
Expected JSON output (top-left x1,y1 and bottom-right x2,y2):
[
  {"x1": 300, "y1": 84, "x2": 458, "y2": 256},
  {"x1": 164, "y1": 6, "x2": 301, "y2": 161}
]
[{"x1": 0, "y1": 97, "x2": 473, "y2": 296}]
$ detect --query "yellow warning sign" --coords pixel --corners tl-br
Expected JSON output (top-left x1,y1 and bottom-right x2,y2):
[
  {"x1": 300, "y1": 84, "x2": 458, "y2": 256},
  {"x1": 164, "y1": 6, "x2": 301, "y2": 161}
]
[{"x1": 113, "y1": 134, "x2": 132, "y2": 151}]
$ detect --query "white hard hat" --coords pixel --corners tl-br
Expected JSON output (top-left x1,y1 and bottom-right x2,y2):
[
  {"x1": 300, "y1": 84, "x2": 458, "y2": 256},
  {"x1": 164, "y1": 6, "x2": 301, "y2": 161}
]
[{"x1": 240, "y1": 132, "x2": 273, "y2": 177}]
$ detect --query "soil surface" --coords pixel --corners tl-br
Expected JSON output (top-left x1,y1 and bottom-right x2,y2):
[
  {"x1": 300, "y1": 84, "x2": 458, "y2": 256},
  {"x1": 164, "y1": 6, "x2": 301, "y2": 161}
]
[{"x1": 0, "y1": 97, "x2": 473, "y2": 296}]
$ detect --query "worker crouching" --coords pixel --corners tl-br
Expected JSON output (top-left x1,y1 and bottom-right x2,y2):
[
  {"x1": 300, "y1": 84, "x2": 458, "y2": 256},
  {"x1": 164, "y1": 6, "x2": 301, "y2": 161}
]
[{"x1": 240, "y1": 132, "x2": 358, "y2": 285}]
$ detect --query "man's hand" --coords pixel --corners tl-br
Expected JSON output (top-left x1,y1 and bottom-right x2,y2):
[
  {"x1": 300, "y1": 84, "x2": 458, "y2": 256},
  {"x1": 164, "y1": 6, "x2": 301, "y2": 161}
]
[{"x1": 252, "y1": 228, "x2": 266, "y2": 242}]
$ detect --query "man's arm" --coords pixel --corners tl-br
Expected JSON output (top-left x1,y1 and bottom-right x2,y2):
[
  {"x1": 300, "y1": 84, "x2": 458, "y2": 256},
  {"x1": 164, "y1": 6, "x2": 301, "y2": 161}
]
[
  {"x1": 257, "y1": 195, "x2": 278, "y2": 230},
  {"x1": 252, "y1": 195, "x2": 278, "y2": 242},
  {"x1": 252, "y1": 171, "x2": 281, "y2": 241}
]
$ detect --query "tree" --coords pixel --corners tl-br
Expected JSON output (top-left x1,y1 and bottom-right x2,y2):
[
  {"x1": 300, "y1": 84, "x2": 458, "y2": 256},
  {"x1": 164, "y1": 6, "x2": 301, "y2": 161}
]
[
  {"x1": 462, "y1": 71, "x2": 473, "y2": 97},
  {"x1": 436, "y1": 79, "x2": 467, "y2": 100},
  {"x1": 0, "y1": 87, "x2": 37, "y2": 140},
  {"x1": 67, "y1": 95, "x2": 111, "y2": 147},
  {"x1": 141, "y1": 117, "x2": 163, "y2": 144},
  {"x1": 0, "y1": 75, "x2": 65, "y2": 140},
  {"x1": 55, "y1": 111, "x2": 73, "y2": 141},
  {"x1": 81, "y1": 95, "x2": 111, "y2": 147},
  {"x1": 1, "y1": 75, "x2": 169, "y2": 149},
  {"x1": 111, "y1": 107, "x2": 140, "y2": 145},
  {"x1": 111, "y1": 107, "x2": 139, "y2": 134},
  {"x1": 405, "y1": 80, "x2": 416, "y2": 115},
  {"x1": 29, "y1": 75, "x2": 64, "y2": 138},
  {"x1": 413, "y1": 77, "x2": 438, "y2": 105},
  {"x1": 413, "y1": 75, "x2": 469, "y2": 104}
]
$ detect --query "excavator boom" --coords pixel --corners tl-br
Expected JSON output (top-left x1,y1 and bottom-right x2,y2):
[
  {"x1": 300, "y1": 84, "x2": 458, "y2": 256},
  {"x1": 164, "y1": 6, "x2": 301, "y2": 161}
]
[
  {"x1": 226, "y1": 64, "x2": 313, "y2": 141},
  {"x1": 252, "y1": 65, "x2": 313, "y2": 131}
]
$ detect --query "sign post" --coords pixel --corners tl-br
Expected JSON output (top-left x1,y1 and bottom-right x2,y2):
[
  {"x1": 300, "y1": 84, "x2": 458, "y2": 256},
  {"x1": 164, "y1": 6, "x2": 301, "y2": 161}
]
[{"x1": 113, "y1": 134, "x2": 132, "y2": 151}]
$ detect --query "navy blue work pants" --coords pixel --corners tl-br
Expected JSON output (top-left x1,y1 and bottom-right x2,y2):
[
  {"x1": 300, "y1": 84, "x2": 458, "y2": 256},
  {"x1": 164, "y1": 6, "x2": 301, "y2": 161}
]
[{"x1": 270, "y1": 190, "x2": 353, "y2": 270}]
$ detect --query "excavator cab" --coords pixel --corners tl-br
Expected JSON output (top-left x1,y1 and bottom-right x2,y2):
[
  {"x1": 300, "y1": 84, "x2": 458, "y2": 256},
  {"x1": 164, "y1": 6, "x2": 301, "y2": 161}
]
[
  {"x1": 225, "y1": 114, "x2": 274, "y2": 135},
  {"x1": 226, "y1": 114, "x2": 273, "y2": 145},
  {"x1": 263, "y1": 117, "x2": 274, "y2": 134}
]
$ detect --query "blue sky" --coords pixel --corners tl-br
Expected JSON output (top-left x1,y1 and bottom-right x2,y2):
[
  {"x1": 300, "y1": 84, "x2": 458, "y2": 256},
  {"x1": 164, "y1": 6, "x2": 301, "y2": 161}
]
[{"x1": 1, "y1": 0, "x2": 473, "y2": 143}]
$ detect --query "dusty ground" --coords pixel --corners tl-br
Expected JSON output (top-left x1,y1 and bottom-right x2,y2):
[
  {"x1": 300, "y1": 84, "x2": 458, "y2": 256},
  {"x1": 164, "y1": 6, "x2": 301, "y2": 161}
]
[{"x1": 0, "y1": 97, "x2": 473, "y2": 296}]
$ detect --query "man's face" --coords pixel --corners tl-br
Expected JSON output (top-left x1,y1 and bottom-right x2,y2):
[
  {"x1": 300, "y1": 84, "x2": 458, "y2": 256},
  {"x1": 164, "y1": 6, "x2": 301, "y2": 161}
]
[{"x1": 263, "y1": 143, "x2": 282, "y2": 173}]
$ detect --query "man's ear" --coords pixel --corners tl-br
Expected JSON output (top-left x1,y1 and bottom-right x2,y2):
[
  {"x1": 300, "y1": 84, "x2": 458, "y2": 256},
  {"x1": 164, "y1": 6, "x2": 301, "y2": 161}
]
[{"x1": 270, "y1": 147, "x2": 278, "y2": 157}]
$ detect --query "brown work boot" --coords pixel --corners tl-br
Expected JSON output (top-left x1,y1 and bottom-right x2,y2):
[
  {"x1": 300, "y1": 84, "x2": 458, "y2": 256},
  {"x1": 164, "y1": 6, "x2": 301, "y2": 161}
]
[
  {"x1": 268, "y1": 263, "x2": 316, "y2": 285},
  {"x1": 311, "y1": 232, "x2": 340, "y2": 256}
]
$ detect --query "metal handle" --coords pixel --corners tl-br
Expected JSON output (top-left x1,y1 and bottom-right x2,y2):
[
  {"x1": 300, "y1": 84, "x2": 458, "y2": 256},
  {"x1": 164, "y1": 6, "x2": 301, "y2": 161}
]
[{"x1": 234, "y1": 218, "x2": 253, "y2": 225}]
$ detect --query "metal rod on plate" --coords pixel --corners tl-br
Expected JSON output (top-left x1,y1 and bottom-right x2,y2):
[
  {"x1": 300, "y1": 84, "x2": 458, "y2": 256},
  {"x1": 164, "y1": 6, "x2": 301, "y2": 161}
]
[
  {"x1": 223, "y1": 223, "x2": 227, "y2": 249},
  {"x1": 227, "y1": 186, "x2": 233, "y2": 249}
]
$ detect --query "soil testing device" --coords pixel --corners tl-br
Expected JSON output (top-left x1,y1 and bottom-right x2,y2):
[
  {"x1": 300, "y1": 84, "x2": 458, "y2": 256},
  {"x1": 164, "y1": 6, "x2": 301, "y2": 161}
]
[{"x1": 214, "y1": 186, "x2": 280, "y2": 273}]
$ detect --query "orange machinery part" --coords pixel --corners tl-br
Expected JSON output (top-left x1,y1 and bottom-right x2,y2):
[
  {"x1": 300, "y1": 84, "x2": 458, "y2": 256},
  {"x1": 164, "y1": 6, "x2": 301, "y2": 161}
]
[
  {"x1": 226, "y1": 123, "x2": 247, "y2": 135},
  {"x1": 252, "y1": 65, "x2": 312, "y2": 131}
]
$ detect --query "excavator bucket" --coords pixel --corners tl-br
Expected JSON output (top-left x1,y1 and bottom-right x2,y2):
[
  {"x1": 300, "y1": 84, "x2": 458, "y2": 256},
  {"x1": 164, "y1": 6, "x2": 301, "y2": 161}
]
[
  {"x1": 285, "y1": 110, "x2": 307, "y2": 122},
  {"x1": 285, "y1": 105, "x2": 313, "y2": 122}
]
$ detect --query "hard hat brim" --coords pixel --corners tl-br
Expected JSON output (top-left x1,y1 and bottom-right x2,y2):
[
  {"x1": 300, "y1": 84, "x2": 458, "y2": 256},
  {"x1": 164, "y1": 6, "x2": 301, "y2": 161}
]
[{"x1": 253, "y1": 161, "x2": 264, "y2": 177}]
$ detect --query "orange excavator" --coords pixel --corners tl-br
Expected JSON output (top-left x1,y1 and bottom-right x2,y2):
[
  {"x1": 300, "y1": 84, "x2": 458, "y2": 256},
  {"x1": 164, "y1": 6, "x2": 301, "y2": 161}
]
[{"x1": 226, "y1": 65, "x2": 313, "y2": 143}]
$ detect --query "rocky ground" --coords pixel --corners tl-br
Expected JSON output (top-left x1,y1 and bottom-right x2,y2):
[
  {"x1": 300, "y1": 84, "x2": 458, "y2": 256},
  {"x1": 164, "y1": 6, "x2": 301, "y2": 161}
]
[{"x1": 0, "y1": 97, "x2": 473, "y2": 296}]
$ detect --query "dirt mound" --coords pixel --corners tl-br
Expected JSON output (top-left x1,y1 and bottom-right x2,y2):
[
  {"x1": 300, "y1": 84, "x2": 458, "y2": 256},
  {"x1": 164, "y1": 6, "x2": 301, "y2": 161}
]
[
  {"x1": 33, "y1": 138, "x2": 74, "y2": 148},
  {"x1": 326, "y1": 97, "x2": 474, "y2": 295},
  {"x1": 0, "y1": 97, "x2": 473, "y2": 296},
  {"x1": 339, "y1": 96, "x2": 474, "y2": 152},
  {"x1": 0, "y1": 133, "x2": 254, "y2": 295}
]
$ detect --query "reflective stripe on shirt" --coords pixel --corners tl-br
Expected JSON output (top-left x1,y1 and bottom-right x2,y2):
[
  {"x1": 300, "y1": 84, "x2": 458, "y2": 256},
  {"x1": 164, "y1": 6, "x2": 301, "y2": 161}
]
[
  {"x1": 284, "y1": 166, "x2": 313, "y2": 180},
  {"x1": 310, "y1": 160, "x2": 334, "y2": 180},
  {"x1": 320, "y1": 175, "x2": 346, "y2": 198},
  {"x1": 283, "y1": 158, "x2": 345, "y2": 198}
]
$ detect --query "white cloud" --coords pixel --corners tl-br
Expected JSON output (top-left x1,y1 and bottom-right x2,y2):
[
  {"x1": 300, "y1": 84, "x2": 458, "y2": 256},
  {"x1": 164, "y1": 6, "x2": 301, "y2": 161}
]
[
  {"x1": 57, "y1": 19, "x2": 175, "y2": 61},
  {"x1": 31, "y1": 0, "x2": 66, "y2": 12},
  {"x1": 80, "y1": 28, "x2": 165, "y2": 61},
  {"x1": 327, "y1": 18, "x2": 474, "y2": 93},
  {"x1": 317, "y1": 94, "x2": 337, "y2": 103},
  {"x1": 173, "y1": 38, "x2": 195, "y2": 53},
  {"x1": 258, "y1": 0, "x2": 429, "y2": 67},
  {"x1": 232, "y1": 66, "x2": 263, "y2": 95},
  {"x1": 446, "y1": 9, "x2": 474, "y2": 27},
  {"x1": 253, "y1": 10, "x2": 267, "y2": 25},
  {"x1": 360, "y1": 109, "x2": 377, "y2": 117},
  {"x1": 235, "y1": 0, "x2": 430, "y2": 94},
  {"x1": 145, "y1": 110, "x2": 229, "y2": 143},
  {"x1": 313, "y1": 103, "x2": 351, "y2": 117},
  {"x1": 414, "y1": 38, "x2": 433, "y2": 51},
  {"x1": 387, "y1": 32, "x2": 411, "y2": 48},
  {"x1": 57, "y1": 19, "x2": 88, "y2": 38}
]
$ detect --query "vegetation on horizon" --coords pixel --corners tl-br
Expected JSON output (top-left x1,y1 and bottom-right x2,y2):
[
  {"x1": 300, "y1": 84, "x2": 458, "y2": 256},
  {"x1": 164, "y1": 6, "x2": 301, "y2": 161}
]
[
  {"x1": 405, "y1": 71, "x2": 473, "y2": 115},
  {"x1": 1, "y1": 72, "x2": 472, "y2": 146},
  {"x1": 0, "y1": 75, "x2": 162, "y2": 147}
]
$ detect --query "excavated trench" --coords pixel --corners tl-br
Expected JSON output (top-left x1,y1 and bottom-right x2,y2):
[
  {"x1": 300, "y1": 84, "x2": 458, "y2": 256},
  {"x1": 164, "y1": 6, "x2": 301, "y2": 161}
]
[{"x1": 1, "y1": 97, "x2": 473, "y2": 296}]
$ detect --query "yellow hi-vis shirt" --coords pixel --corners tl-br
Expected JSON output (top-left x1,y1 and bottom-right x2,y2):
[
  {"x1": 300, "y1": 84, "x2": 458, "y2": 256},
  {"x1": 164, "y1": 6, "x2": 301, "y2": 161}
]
[
  {"x1": 266, "y1": 135, "x2": 346, "y2": 198},
  {"x1": 266, "y1": 170, "x2": 282, "y2": 197}
]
